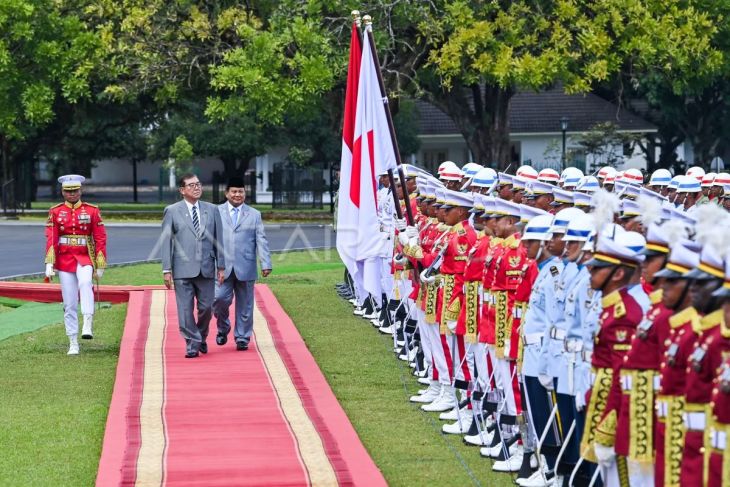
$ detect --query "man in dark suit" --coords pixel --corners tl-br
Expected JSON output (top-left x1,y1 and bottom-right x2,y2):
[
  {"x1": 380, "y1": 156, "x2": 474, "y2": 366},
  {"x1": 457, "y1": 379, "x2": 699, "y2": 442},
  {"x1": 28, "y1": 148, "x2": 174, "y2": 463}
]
[
  {"x1": 161, "y1": 173, "x2": 225, "y2": 358},
  {"x1": 213, "y1": 178, "x2": 272, "y2": 351}
]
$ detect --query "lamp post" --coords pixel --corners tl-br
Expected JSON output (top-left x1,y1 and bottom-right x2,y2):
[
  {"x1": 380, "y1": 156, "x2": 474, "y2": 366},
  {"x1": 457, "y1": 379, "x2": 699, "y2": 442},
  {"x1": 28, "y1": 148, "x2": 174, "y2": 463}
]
[{"x1": 560, "y1": 117, "x2": 569, "y2": 171}]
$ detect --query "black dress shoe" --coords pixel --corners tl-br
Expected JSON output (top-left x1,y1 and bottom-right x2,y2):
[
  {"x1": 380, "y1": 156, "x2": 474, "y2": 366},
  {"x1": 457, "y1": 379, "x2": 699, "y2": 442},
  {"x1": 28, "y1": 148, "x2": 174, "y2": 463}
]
[
  {"x1": 236, "y1": 341, "x2": 249, "y2": 351},
  {"x1": 216, "y1": 334, "x2": 227, "y2": 346},
  {"x1": 185, "y1": 351, "x2": 199, "y2": 358},
  {"x1": 199, "y1": 342, "x2": 208, "y2": 354}
]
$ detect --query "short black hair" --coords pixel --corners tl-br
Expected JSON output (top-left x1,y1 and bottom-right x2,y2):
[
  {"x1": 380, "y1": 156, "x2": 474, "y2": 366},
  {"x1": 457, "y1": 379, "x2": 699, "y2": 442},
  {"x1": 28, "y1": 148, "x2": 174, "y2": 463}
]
[
  {"x1": 178, "y1": 173, "x2": 198, "y2": 188},
  {"x1": 226, "y1": 177, "x2": 245, "y2": 190}
]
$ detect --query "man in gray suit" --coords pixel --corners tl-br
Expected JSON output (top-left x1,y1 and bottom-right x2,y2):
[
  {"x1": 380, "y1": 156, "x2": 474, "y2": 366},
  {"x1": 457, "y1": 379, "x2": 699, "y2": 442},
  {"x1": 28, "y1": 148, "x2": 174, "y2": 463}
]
[
  {"x1": 161, "y1": 173, "x2": 225, "y2": 358},
  {"x1": 213, "y1": 177, "x2": 272, "y2": 351}
]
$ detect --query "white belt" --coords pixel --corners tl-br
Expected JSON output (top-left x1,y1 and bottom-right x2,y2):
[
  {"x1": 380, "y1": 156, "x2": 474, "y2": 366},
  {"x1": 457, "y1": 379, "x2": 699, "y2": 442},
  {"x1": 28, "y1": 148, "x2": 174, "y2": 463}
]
[
  {"x1": 564, "y1": 339, "x2": 583, "y2": 353},
  {"x1": 513, "y1": 307, "x2": 523, "y2": 319},
  {"x1": 684, "y1": 412, "x2": 706, "y2": 431},
  {"x1": 656, "y1": 399, "x2": 668, "y2": 418},
  {"x1": 711, "y1": 429, "x2": 727, "y2": 449},
  {"x1": 582, "y1": 350, "x2": 593, "y2": 363},
  {"x1": 621, "y1": 374, "x2": 633, "y2": 392},
  {"x1": 523, "y1": 333, "x2": 543, "y2": 346},
  {"x1": 59, "y1": 236, "x2": 87, "y2": 246},
  {"x1": 549, "y1": 327, "x2": 566, "y2": 340},
  {"x1": 654, "y1": 375, "x2": 661, "y2": 391}
]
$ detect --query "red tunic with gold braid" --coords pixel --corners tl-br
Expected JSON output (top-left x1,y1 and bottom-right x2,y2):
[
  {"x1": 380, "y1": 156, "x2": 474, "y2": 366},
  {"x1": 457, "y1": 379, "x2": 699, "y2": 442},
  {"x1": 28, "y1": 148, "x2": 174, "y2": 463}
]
[
  {"x1": 441, "y1": 220, "x2": 477, "y2": 334},
  {"x1": 681, "y1": 310, "x2": 730, "y2": 487},
  {"x1": 490, "y1": 233, "x2": 528, "y2": 360},
  {"x1": 45, "y1": 201, "x2": 107, "y2": 272},
  {"x1": 456, "y1": 231, "x2": 490, "y2": 342},
  {"x1": 707, "y1": 356, "x2": 730, "y2": 487},
  {"x1": 655, "y1": 306, "x2": 701, "y2": 487},
  {"x1": 599, "y1": 289, "x2": 673, "y2": 463},
  {"x1": 513, "y1": 259, "x2": 539, "y2": 367},
  {"x1": 581, "y1": 287, "x2": 643, "y2": 463},
  {"x1": 480, "y1": 237, "x2": 504, "y2": 344}
]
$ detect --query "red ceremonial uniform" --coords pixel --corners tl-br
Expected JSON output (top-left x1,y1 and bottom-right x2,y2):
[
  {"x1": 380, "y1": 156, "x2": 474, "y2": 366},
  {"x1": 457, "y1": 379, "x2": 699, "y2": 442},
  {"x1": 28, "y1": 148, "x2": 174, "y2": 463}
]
[
  {"x1": 707, "y1": 356, "x2": 730, "y2": 487},
  {"x1": 490, "y1": 233, "x2": 529, "y2": 360},
  {"x1": 442, "y1": 220, "x2": 478, "y2": 330},
  {"x1": 581, "y1": 287, "x2": 643, "y2": 462},
  {"x1": 513, "y1": 259, "x2": 539, "y2": 367},
  {"x1": 45, "y1": 201, "x2": 107, "y2": 272},
  {"x1": 681, "y1": 309, "x2": 730, "y2": 487},
  {"x1": 655, "y1": 306, "x2": 701, "y2": 487},
  {"x1": 599, "y1": 289, "x2": 673, "y2": 463},
  {"x1": 480, "y1": 237, "x2": 505, "y2": 344},
  {"x1": 457, "y1": 230, "x2": 490, "y2": 341}
]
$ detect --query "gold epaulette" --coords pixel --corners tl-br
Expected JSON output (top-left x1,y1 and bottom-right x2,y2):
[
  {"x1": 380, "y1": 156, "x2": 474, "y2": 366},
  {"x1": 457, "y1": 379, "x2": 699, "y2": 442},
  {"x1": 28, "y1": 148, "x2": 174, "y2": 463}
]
[
  {"x1": 594, "y1": 409, "x2": 618, "y2": 447},
  {"x1": 83, "y1": 202, "x2": 99, "y2": 208},
  {"x1": 503, "y1": 234, "x2": 520, "y2": 249},
  {"x1": 50, "y1": 202, "x2": 65, "y2": 209},
  {"x1": 650, "y1": 289, "x2": 663, "y2": 305}
]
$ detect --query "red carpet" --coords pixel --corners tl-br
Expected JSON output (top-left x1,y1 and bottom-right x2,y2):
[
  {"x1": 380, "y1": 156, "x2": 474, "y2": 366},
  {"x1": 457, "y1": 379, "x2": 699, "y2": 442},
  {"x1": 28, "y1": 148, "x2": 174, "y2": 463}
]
[{"x1": 95, "y1": 285, "x2": 385, "y2": 486}]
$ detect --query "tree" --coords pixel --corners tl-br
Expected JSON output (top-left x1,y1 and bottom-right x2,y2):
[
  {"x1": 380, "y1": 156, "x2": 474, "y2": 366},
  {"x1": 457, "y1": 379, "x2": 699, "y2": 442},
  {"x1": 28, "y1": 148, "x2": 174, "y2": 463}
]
[
  {"x1": 424, "y1": 0, "x2": 723, "y2": 168},
  {"x1": 573, "y1": 122, "x2": 640, "y2": 172},
  {"x1": 0, "y1": 0, "x2": 102, "y2": 205}
]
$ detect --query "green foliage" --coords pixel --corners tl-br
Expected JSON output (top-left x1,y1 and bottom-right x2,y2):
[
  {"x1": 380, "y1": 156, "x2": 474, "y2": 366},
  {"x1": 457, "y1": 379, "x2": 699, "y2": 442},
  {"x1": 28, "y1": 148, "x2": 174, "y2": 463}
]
[
  {"x1": 429, "y1": 0, "x2": 723, "y2": 94},
  {"x1": 0, "y1": 0, "x2": 102, "y2": 140},
  {"x1": 168, "y1": 135, "x2": 195, "y2": 174}
]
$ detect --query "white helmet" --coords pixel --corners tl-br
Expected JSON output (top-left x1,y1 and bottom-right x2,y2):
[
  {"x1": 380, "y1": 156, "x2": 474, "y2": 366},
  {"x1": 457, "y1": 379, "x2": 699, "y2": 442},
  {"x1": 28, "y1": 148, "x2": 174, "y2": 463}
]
[
  {"x1": 438, "y1": 161, "x2": 463, "y2": 181},
  {"x1": 562, "y1": 212, "x2": 596, "y2": 242},
  {"x1": 701, "y1": 172, "x2": 716, "y2": 187},
  {"x1": 621, "y1": 168, "x2": 644, "y2": 185},
  {"x1": 597, "y1": 166, "x2": 617, "y2": 181},
  {"x1": 649, "y1": 168, "x2": 672, "y2": 187},
  {"x1": 550, "y1": 207, "x2": 585, "y2": 234},
  {"x1": 470, "y1": 167, "x2": 498, "y2": 188},
  {"x1": 560, "y1": 167, "x2": 584, "y2": 188},
  {"x1": 576, "y1": 175, "x2": 600, "y2": 193},
  {"x1": 523, "y1": 214, "x2": 555, "y2": 241},
  {"x1": 686, "y1": 166, "x2": 705, "y2": 181},
  {"x1": 538, "y1": 168, "x2": 560, "y2": 184},
  {"x1": 462, "y1": 162, "x2": 484, "y2": 178}
]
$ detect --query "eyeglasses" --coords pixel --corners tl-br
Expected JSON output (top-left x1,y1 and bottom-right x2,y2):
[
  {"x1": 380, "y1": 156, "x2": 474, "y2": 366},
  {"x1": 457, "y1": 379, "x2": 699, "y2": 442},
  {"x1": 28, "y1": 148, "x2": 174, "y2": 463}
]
[{"x1": 185, "y1": 182, "x2": 202, "y2": 189}]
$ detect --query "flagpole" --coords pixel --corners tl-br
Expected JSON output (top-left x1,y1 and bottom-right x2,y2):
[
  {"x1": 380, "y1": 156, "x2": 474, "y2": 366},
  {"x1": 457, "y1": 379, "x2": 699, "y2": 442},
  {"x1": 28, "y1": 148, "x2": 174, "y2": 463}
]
[{"x1": 362, "y1": 15, "x2": 413, "y2": 225}]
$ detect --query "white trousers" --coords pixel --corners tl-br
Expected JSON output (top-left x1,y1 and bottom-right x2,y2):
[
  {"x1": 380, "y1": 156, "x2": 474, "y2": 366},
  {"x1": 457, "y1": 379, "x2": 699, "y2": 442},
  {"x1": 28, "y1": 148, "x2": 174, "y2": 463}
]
[
  {"x1": 627, "y1": 459, "x2": 653, "y2": 487},
  {"x1": 420, "y1": 320, "x2": 450, "y2": 385},
  {"x1": 474, "y1": 342, "x2": 492, "y2": 393},
  {"x1": 59, "y1": 265, "x2": 94, "y2": 336}
]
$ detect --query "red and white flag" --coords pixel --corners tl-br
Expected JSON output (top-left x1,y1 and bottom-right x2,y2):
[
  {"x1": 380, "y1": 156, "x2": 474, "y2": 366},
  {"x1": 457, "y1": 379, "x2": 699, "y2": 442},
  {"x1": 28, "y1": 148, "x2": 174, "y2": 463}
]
[{"x1": 336, "y1": 24, "x2": 397, "y2": 304}]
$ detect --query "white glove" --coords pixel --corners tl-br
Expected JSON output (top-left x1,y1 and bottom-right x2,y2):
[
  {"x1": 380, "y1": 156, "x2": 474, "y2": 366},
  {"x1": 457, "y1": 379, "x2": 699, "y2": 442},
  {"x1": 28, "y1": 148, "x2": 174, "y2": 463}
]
[
  {"x1": 96, "y1": 268, "x2": 104, "y2": 279},
  {"x1": 594, "y1": 443, "x2": 616, "y2": 466},
  {"x1": 447, "y1": 320, "x2": 457, "y2": 332},
  {"x1": 45, "y1": 263, "x2": 55, "y2": 278},
  {"x1": 398, "y1": 231, "x2": 410, "y2": 247},
  {"x1": 575, "y1": 391, "x2": 586, "y2": 411},
  {"x1": 393, "y1": 253, "x2": 407, "y2": 265},
  {"x1": 419, "y1": 269, "x2": 436, "y2": 284},
  {"x1": 395, "y1": 218, "x2": 407, "y2": 232},
  {"x1": 539, "y1": 374, "x2": 554, "y2": 391},
  {"x1": 405, "y1": 226, "x2": 419, "y2": 240}
]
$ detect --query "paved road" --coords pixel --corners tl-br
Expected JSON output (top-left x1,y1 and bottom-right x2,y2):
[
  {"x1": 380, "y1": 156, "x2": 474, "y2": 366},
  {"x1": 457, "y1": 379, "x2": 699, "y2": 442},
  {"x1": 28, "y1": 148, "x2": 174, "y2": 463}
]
[{"x1": 0, "y1": 223, "x2": 336, "y2": 279}]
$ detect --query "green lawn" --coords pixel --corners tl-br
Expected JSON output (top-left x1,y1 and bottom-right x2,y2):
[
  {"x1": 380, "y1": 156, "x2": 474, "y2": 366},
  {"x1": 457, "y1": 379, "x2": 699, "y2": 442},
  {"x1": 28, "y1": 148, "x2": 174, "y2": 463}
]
[
  {"x1": 0, "y1": 304, "x2": 126, "y2": 486},
  {"x1": 1, "y1": 250, "x2": 512, "y2": 486}
]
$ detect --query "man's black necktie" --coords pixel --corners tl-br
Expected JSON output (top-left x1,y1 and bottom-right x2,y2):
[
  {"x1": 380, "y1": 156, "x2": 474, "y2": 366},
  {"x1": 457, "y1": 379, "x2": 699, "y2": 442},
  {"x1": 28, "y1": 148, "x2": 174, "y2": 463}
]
[{"x1": 192, "y1": 205, "x2": 200, "y2": 235}]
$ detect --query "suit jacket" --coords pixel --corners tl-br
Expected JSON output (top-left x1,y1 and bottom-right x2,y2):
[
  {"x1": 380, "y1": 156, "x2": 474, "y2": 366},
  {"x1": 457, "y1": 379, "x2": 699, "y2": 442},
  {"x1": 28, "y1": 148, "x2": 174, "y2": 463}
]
[
  {"x1": 161, "y1": 200, "x2": 225, "y2": 279},
  {"x1": 218, "y1": 202, "x2": 271, "y2": 281}
]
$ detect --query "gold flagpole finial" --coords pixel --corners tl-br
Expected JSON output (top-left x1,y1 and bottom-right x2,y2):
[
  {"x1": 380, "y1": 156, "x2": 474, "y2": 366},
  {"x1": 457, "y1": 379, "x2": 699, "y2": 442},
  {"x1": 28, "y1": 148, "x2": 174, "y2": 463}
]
[{"x1": 362, "y1": 14, "x2": 372, "y2": 26}]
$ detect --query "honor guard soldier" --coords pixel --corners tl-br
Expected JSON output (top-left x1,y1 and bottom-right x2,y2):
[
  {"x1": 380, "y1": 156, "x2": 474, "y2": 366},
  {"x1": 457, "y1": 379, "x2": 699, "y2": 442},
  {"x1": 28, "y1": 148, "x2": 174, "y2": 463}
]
[
  {"x1": 580, "y1": 232, "x2": 645, "y2": 486},
  {"x1": 706, "y1": 260, "x2": 730, "y2": 487},
  {"x1": 653, "y1": 240, "x2": 701, "y2": 487},
  {"x1": 44, "y1": 175, "x2": 107, "y2": 355},
  {"x1": 679, "y1": 212, "x2": 730, "y2": 486}
]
